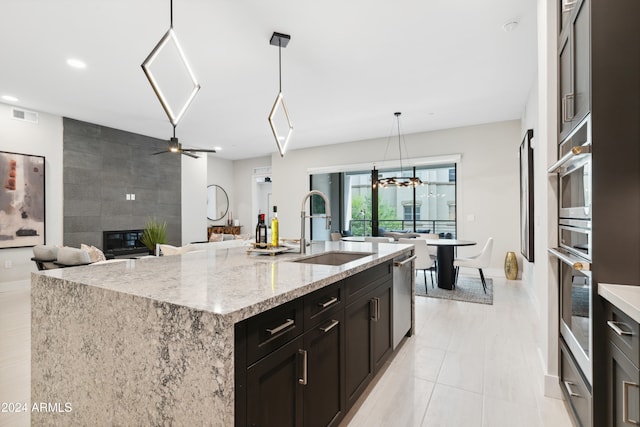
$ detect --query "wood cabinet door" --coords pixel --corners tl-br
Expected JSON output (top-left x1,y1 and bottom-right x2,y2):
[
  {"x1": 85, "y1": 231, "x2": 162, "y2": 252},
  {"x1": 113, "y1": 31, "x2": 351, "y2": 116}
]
[
  {"x1": 572, "y1": 0, "x2": 590, "y2": 127},
  {"x1": 609, "y1": 343, "x2": 640, "y2": 427},
  {"x1": 559, "y1": 30, "x2": 573, "y2": 141},
  {"x1": 345, "y1": 293, "x2": 375, "y2": 409},
  {"x1": 246, "y1": 336, "x2": 304, "y2": 427},
  {"x1": 372, "y1": 281, "x2": 393, "y2": 373},
  {"x1": 303, "y1": 311, "x2": 346, "y2": 427}
]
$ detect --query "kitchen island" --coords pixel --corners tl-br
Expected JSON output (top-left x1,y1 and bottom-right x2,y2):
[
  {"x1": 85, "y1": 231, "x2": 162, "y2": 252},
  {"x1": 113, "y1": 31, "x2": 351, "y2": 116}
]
[{"x1": 31, "y1": 241, "x2": 413, "y2": 426}]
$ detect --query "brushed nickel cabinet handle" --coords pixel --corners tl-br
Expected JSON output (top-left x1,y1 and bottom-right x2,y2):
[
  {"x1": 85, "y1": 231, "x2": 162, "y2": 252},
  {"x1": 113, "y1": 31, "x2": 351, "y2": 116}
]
[
  {"x1": 298, "y1": 349, "x2": 308, "y2": 385},
  {"x1": 318, "y1": 297, "x2": 338, "y2": 308},
  {"x1": 319, "y1": 319, "x2": 339, "y2": 333},
  {"x1": 607, "y1": 320, "x2": 633, "y2": 336},
  {"x1": 623, "y1": 381, "x2": 640, "y2": 425},
  {"x1": 394, "y1": 254, "x2": 417, "y2": 267},
  {"x1": 564, "y1": 381, "x2": 580, "y2": 397},
  {"x1": 266, "y1": 318, "x2": 294, "y2": 335},
  {"x1": 562, "y1": 93, "x2": 575, "y2": 123},
  {"x1": 370, "y1": 298, "x2": 376, "y2": 321}
]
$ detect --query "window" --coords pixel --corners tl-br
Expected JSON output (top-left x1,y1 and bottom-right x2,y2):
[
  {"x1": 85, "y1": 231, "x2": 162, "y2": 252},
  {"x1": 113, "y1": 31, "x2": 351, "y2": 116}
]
[{"x1": 310, "y1": 163, "x2": 457, "y2": 239}]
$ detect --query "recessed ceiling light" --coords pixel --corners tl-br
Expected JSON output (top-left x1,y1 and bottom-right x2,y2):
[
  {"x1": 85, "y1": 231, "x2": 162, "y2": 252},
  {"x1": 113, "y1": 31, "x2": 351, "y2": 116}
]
[
  {"x1": 502, "y1": 21, "x2": 519, "y2": 32},
  {"x1": 1, "y1": 95, "x2": 19, "y2": 102},
  {"x1": 66, "y1": 58, "x2": 87, "y2": 69}
]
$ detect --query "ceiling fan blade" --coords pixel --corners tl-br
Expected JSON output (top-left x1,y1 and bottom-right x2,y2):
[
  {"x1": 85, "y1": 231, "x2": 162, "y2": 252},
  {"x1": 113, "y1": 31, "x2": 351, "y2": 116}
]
[
  {"x1": 152, "y1": 151, "x2": 168, "y2": 155},
  {"x1": 183, "y1": 148, "x2": 217, "y2": 154},
  {"x1": 181, "y1": 151, "x2": 200, "y2": 159}
]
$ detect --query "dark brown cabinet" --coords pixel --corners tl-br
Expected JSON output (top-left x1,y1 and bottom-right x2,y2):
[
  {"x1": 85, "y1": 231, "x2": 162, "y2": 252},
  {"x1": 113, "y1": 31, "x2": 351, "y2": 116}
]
[
  {"x1": 235, "y1": 260, "x2": 397, "y2": 426},
  {"x1": 558, "y1": 0, "x2": 590, "y2": 141},
  {"x1": 604, "y1": 301, "x2": 640, "y2": 427},
  {"x1": 344, "y1": 265, "x2": 393, "y2": 409},
  {"x1": 235, "y1": 261, "x2": 396, "y2": 427},
  {"x1": 560, "y1": 340, "x2": 592, "y2": 427},
  {"x1": 302, "y1": 312, "x2": 345, "y2": 427},
  {"x1": 246, "y1": 335, "x2": 305, "y2": 427},
  {"x1": 554, "y1": 0, "x2": 640, "y2": 425}
]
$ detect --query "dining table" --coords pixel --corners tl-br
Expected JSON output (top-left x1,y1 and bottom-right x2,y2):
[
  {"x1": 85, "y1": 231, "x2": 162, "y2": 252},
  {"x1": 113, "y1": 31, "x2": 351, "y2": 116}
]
[{"x1": 424, "y1": 238, "x2": 476, "y2": 290}]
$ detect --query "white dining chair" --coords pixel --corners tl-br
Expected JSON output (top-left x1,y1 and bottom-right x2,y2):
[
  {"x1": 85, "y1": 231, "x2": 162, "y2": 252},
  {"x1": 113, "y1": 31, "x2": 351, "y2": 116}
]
[
  {"x1": 453, "y1": 237, "x2": 493, "y2": 293},
  {"x1": 421, "y1": 233, "x2": 439, "y2": 264},
  {"x1": 330, "y1": 232, "x2": 343, "y2": 241},
  {"x1": 399, "y1": 238, "x2": 436, "y2": 292}
]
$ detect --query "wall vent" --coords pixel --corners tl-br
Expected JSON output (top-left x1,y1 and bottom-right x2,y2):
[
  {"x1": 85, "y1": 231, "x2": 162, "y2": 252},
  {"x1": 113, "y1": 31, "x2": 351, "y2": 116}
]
[{"x1": 11, "y1": 107, "x2": 39, "y2": 124}]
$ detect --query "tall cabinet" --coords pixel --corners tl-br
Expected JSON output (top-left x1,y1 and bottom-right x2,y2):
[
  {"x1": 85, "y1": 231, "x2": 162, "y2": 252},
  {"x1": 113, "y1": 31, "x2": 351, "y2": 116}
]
[{"x1": 554, "y1": 0, "x2": 640, "y2": 426}]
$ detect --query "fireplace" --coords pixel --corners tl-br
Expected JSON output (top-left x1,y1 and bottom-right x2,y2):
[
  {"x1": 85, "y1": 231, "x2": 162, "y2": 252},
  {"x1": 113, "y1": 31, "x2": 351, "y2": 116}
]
[{"x1": 102, "y1": 229, "x2": 148, "y2": 258}]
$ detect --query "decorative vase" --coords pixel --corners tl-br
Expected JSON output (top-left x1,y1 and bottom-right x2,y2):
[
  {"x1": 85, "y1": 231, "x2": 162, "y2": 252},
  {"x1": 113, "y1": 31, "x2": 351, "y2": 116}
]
[{"x1": 504, "y1": 251, "x2": 518, "y2": 280}]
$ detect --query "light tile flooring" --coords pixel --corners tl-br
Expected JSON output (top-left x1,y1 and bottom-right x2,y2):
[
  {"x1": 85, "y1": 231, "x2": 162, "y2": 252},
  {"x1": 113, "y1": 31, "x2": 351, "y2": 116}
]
[
  {"x1": 0, "y1": 276, "x2": 572, "y2": 427},
  {"x1": 341, "y1": 275, "x2": 573, "y2": 427}
]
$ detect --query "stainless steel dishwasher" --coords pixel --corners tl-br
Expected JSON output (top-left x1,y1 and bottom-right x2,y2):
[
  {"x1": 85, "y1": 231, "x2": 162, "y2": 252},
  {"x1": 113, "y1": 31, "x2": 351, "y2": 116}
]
[{"x1": 393, "y1": 251, "x2": 416, "y2": 349}]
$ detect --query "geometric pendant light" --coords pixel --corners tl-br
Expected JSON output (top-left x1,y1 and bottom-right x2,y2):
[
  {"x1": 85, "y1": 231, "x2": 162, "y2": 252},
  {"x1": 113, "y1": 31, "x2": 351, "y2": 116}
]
[
  {"x1": 268, "y1": 32, "x2": 293, "y2": 157},
  {"x1": 141, "y1": 0, "x2": 200, "y2": 128}
]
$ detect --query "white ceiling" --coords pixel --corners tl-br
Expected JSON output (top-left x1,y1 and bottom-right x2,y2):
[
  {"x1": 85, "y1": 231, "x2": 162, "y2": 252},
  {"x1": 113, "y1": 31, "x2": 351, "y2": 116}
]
[{"x1": 1, "y1": 0, "x2": 537, "y2": 160}]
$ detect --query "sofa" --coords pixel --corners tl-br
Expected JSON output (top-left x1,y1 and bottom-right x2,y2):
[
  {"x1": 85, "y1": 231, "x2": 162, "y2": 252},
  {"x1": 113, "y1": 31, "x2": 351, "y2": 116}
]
[{"x1": 31, "y1": 244, "x2": 126, "y2": 270}]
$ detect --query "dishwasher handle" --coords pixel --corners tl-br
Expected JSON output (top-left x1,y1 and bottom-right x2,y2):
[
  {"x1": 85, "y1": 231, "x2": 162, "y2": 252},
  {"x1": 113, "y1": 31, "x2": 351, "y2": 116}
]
[{"x1": 394, "y1": 254, "x2": 417, "y2": 267}]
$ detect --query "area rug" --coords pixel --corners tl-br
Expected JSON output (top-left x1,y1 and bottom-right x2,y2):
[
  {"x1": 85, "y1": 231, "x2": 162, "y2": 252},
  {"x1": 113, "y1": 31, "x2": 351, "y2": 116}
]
[{"x1": 416, "y1": 276, "x2": 493, "y2": 305}]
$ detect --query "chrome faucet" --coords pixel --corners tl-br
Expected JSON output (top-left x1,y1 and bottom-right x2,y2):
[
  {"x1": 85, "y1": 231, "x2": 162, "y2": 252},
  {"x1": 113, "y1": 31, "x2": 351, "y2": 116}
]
[{"x1": 300, "y1": 190, "x2": 331, "y2": 254}]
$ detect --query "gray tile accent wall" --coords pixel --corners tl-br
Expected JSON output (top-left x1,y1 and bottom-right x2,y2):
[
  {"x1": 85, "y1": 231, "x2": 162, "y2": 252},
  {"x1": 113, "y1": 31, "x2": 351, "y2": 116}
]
[{"x1": 63, "y1": 118, "x2": 182, "y2": 249}]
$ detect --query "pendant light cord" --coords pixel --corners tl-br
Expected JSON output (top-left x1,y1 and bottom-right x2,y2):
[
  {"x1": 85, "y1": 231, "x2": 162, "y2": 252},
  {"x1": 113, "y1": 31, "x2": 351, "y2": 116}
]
[
  {"x1": 396, "y1": 113, "x2": 404, "y2": 175},
  {"x1": 170, "y1": 0, "x2": 173, "y2": 28},
  {"x1": 278, "y1": 40, "x2": 282, "y2": 93}
]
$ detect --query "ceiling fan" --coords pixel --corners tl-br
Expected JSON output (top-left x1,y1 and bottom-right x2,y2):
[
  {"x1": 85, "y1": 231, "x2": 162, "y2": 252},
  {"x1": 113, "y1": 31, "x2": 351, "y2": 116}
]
[{"x1": 152, "y1": 136, "x2": 216, "y2": 159}]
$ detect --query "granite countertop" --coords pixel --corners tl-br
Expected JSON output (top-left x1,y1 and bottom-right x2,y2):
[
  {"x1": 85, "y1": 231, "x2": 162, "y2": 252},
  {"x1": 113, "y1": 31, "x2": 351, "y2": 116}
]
[
  {"x1": 598, "y1": 283, "x2": 640, "y2": 323},
  {"x1": 35, "y1": 241, "x2": 412, "y2": 324}
]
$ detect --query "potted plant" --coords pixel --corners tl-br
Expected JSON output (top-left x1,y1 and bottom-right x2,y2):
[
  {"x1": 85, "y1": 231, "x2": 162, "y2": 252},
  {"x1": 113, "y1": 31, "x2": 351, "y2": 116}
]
[{"x1": 141, "y1": 217, "x2": 167, "y2": 255}]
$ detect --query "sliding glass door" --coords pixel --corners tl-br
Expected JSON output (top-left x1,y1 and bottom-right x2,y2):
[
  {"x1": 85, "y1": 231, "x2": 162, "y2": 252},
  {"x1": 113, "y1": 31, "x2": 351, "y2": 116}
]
[{"x1": 310, "y1": 163, "x2": 456, "y2": 239}]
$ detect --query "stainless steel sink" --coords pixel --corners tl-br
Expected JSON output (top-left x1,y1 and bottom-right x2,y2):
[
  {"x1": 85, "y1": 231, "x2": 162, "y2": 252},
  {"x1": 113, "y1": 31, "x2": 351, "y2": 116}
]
[{"x1": 292, "y1": 251, "x2": 372, "y2": 266}]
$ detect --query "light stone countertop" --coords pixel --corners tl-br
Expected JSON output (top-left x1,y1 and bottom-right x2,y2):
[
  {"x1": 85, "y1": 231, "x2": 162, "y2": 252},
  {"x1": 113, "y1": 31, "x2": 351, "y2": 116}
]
[
  {"x1": 598, "y1": 283, "x2": 640, "y2": 323},
  {"x1": 35, "y1": 240, "x2": 412, "y2": 324}
]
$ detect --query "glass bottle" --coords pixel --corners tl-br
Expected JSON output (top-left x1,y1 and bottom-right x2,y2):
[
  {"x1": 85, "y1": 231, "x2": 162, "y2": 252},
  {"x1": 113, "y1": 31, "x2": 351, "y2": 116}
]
[
  {"x1": 271, "y1": 206, "x2": 279, "y2": 247},
  {"x1": 256, "y1": 213, "x2": 267, "y2": 248}
]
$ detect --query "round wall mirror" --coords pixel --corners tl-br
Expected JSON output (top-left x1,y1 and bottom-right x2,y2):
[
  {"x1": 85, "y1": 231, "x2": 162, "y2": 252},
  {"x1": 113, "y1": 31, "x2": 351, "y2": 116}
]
[{"x1": 207, "y1": 185, "x2": 229, "y2": 221}]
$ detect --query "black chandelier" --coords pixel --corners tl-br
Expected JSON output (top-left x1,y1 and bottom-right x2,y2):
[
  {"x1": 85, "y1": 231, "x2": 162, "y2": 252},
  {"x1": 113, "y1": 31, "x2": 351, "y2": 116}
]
[{"x1": 373, "y1": 112, "x2": 423, "y2": 189}]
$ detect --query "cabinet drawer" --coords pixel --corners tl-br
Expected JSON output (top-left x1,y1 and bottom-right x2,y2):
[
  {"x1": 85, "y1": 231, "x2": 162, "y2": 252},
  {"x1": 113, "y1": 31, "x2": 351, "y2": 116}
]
[
  {"x1": 605, "y1": 301, "x2": 640, "y2": 367},
  {"x1": 304, "y1": 281, "x2": 344, "y2": 328},
  {"x1": 560, "y1": 342, "x2": 592, "y2": 427},
  {"x1": 246, "y1": 298, "x2": 304, "y2": 366},
  {"x1": 609, "y1": 342, "x2": 640, "y2": 427},
  {"x1": 344, "y1": 261, "x2": 392, "y2": 304}
]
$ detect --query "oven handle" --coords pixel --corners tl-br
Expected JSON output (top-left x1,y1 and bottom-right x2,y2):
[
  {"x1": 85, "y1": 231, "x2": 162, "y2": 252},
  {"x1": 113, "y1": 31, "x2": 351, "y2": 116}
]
[
  {"x1": 547, "y1": 144, "x2": 591, "y2": 174},
  {"x1": 548, "y1": 248, "x2": 591, "y2": 271}
]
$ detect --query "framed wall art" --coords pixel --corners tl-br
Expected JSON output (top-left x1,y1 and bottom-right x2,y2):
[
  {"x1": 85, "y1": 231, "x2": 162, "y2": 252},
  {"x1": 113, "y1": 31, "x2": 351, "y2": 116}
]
[
  {"x1": 0, "y1": 151, "x2": 45, "y2": 248},
  {"x1": 520, "y1": 129, "x2": 534, "y2": 262}
]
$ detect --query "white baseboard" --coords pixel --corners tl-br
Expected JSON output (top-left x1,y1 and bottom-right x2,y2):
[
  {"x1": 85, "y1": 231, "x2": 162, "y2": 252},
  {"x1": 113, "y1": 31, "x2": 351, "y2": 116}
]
[{"x1": 544, "y1": 374, "x2": 564, "y2": 399}]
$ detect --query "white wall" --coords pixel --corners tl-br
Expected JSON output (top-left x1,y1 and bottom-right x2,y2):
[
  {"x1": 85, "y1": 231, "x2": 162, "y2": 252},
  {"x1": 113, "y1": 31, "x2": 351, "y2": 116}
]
[
  {"x1": 181, "y1": 154, "x2": 207, "y2": 244},
  {"x1": 532, "y1": 0, "x2": 561, "y2": 398},
  {"x1": 0, "y1": 103, "x2": 63, "y2": 284},
  {"x1": 270, "y1": 120, "x2": 521, "y2": 273},
  {"x1": 231, "y1": 156, "x2": 272, "y2": 238},
  {"x1": 207, "y1": 155, "x2": 235, "y2": 226}
]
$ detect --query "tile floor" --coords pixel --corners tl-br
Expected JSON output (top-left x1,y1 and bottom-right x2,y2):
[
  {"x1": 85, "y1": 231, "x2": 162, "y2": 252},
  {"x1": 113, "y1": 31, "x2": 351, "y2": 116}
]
[
  {"x1": 341, "y1": 275, "x2": 573, "y2": 427},
  {"x1": 0, "y1": 276, "x2": 572, "y2": 427}
]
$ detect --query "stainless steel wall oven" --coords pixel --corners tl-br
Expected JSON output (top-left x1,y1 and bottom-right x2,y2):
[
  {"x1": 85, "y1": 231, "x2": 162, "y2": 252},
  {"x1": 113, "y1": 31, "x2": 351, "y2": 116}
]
[
  {"x1": 549, "y1": 248, "x2": 592, "y2": 383},
  {"x1": 559, "y1": 219, "x2": 592, "y2": 261},
  {"x1": 550, "y1": 115, "x2": 592, "y2": 220},
  {"x1": 549, "y1": 113, "x2": 593, "y2": 387}
]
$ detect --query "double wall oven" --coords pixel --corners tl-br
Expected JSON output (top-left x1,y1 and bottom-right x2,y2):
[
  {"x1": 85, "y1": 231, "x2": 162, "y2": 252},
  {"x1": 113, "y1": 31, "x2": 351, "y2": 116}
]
[{"x1": 549, "y1": 114, "x2": 593, "y2": 383}]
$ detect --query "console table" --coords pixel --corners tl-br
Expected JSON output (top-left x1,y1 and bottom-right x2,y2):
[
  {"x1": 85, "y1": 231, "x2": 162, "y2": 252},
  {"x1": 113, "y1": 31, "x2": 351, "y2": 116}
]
[{"x1": 207, "y1": 225, "x2": 242, "y2": 240}]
